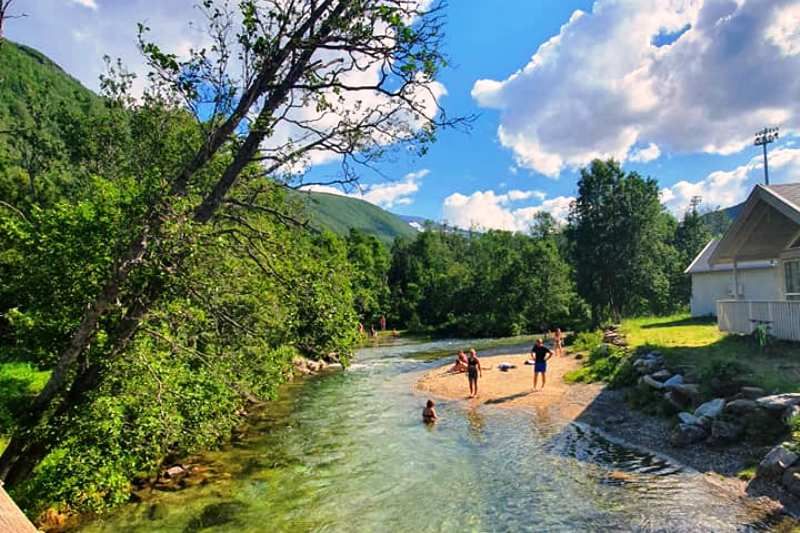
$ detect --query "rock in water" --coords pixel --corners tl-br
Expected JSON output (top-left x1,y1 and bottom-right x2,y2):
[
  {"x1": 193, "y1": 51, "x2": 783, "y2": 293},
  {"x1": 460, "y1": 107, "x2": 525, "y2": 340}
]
[
  {"x1": 757, "y1": 444, "x2": 799, "y2": 480},
  {"x1": 782, "y1": 467, "x2": 800, "y2": 497},
  {"x1": 694, "y1": 398, "x2": 725, "y2": 419},
  {"x1": 663, "y1": 374, "x2": 684, "y2": 387},
  {"x1": 670, "y1": 423, "x2": 708, "y2": 447},
  {"x1": 756, "y1": 394, "x2": 800, "y2": 412}
]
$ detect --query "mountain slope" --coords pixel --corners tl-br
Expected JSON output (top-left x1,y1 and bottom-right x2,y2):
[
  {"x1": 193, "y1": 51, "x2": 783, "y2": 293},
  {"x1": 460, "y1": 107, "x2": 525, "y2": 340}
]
[{"x1": 294, "y1": 191, "x2": 417, "y2": 245}]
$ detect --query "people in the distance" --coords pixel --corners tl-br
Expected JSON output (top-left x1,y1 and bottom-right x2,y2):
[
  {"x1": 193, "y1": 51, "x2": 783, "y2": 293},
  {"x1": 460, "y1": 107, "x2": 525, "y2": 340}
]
[
  {"x1": 467, "y1": 348, "x2": 482, "y2": 398},
  {"x1": 422, "y1": 399, "x2": 438, "y2": 423},
  {"x1": 531, "y1": 338, "x2": 553, "y2": 390},
  {"x1": 553, "y1": 327, "x2": 564, "y2": 357},
  {"x1": 449, "y1": 350, "x2": 468, "y2": 373}
]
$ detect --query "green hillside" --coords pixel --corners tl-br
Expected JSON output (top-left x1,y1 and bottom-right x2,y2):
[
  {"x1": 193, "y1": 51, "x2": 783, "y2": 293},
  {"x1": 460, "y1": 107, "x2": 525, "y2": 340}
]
[
  {"x1": 294, "y1": 191, "x2": 417, "y2": 245},
  {"x1": 0, "y1": 40, "x2": 99, "y2": 133}
]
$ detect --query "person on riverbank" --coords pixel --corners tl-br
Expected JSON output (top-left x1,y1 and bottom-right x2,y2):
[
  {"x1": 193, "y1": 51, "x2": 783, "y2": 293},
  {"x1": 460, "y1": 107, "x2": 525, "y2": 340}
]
[
  {"x1": 531, "y1": 338, "x2": 553, "y2": 390},
  {"x1": 449, "y1": 350, "x2": 468, "y2": 373},
  {"x1": 467, "y1": 348, "x2": 482, "y2": 398},
  {"x1": 422, "y1": 399, "x2": 438, "y2": 423},
  {"x1": 553, "y1": 328, "x2": 564, "y2": 357}
]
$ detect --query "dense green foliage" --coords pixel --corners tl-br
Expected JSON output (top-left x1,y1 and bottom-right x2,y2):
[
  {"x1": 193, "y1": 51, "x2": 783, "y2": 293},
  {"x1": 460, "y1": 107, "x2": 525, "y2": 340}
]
[
  {"x1": 296, "y1": 191, "x2": 417, "y2": 246},
  {"x1": 388, "y1": 228, "x2": 587, "y2": 336}
]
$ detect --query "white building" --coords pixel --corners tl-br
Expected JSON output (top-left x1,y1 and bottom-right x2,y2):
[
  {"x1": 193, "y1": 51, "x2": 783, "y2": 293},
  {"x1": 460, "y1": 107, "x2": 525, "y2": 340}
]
[
  {"x1": 686, "y1": 183, "x2": 800, "y2": 341},
  {"x1": 685, "y1": 239, "x2": 778, "y2": 316}
]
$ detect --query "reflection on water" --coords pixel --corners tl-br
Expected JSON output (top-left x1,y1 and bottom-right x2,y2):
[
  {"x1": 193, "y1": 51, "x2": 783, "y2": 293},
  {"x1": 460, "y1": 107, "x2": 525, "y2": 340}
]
[{"x1": 80, "y1": 338, "x2": 785, "y2": 532}]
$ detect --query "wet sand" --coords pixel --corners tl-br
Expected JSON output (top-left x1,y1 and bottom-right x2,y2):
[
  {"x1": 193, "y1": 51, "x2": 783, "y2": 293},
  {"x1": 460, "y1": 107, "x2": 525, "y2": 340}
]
[{"x1": 417, "y1": 352, "x2": 603, "y2": 421}]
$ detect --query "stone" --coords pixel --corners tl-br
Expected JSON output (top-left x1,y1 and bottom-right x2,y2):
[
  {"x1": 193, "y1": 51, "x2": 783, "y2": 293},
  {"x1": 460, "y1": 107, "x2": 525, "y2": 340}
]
[
  {"x1": 783, "y1": 404, "x2": 800, "y2": 424},
  {"x1": 757, "y1": 444, "x2": 799, "y2": 480},
  {"x1": 709, "y1": 419, "x2": 744, "y2": 444},
  {"x1": 165, "y1": 465, "x2": 186, "y2": 478},
  {"x1": 694, "y1": 398, "x2": 726, "y2": 419},
  {"x1": 756, "y1": 394, "x2": 800, "y2": 412},
  {"x1": 641, "y1": 374, "x2": 665, "y2": 390},
  {"x1": 678, "y1": 412, "x2": 701, "y2": 425},
  {"x1": 782, "y1": 467, "x2": 800, "y2": 497},
  {"x1": 740, "y1": 386, "x2": 766, "y2": 399},
  {"x1": 670, "y1": 423, "x2": 708, "y2": 447},
  {"x1": 664, "y1": 391, "x2": 688, "y2": 411},
  {"x1": 651, "y1": 369, "x2": 672, "y2": 381},
  {"x1": 742, "y1": 409, "x2": 787, "y2": 444},
  {"x1": 724, "y1": 399, "x2": 760, "y2": 415},
  {"x1": 668, "y1": 382, "x2": 700, "y2": 397},
  {"x1": 663, "y1": 374, "x2": 684, "y2": 387}
]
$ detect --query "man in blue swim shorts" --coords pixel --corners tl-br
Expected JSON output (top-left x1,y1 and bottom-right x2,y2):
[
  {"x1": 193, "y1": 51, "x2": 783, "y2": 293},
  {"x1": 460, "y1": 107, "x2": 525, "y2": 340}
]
[{"x1": 530, "y1": 338, "x2": 553, "y2": 390}]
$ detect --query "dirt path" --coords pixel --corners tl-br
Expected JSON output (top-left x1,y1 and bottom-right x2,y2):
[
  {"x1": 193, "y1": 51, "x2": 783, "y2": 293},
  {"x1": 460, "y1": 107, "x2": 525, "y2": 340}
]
[{"x1": 417, "y1": 352, "x2": 603, "y2": 421}]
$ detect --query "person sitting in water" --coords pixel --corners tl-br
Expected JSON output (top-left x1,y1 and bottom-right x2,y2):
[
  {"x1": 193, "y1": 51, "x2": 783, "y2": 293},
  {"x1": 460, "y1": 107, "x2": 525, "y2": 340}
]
[
  {"x1": 422, "y1": 399, "x2": 438, "y2": 423},
  {"x1": 530, "y1": 338, "x2": 553, "y2": 390},
  {"x1": 449, "y1": 350, "x2": 468, "y2": 373}
]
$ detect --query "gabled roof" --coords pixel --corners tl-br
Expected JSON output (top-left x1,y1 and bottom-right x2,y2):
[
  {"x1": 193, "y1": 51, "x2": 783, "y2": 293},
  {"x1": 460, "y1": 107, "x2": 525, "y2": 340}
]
[
  {"x1": 684, "y1": 238, "x2": 774, "y2": 274},
  {"x1": 709, "y1": 183, "x2": 800, "y2": 265}
]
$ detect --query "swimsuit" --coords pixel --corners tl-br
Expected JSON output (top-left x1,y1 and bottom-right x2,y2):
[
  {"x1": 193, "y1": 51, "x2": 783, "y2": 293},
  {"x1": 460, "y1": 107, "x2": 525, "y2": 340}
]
[
  {"x1": 532, "y1": 345, "x2": 550, "y2": 373},
  {"x1": 467, "y1": 356, "x2": 479, "y2": 380}
]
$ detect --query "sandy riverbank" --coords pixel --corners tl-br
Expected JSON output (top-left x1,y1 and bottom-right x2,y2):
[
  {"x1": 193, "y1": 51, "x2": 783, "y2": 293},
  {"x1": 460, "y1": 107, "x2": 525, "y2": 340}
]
[
  {"x1": 417, "y1": 352, "x2": 603, "y2": 421},
  {"x1": 416, "y1": 350, "x2": 793, "y2": 519}
]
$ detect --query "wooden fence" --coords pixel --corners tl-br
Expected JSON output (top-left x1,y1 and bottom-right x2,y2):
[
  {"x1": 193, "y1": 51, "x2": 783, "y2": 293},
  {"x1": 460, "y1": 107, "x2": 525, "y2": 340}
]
[{"x1": 717, "y1": 300, "x2": 800, "y2": 342}]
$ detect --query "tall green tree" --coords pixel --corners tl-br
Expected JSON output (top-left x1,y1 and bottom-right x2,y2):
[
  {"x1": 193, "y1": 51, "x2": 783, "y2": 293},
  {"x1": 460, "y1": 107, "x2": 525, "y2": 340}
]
[
  {"x1": 346, "y1": 229, "x2": 391, "y2": 326},
  {"x1": 567, "y1": 159, "x2": 678, "y2": 322},
  {"x1": 671, "y1": 205, "x2": 713, "y2": 305},
  {"x1": 0, "y1": 0, "x2": 458, "y2": 489}
]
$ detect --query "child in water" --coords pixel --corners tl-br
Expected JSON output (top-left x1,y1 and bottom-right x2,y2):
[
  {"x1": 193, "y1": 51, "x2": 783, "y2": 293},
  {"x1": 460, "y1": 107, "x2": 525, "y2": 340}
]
[{"x1": 422, "y1": 399, "x2": 438, "y2": 423}]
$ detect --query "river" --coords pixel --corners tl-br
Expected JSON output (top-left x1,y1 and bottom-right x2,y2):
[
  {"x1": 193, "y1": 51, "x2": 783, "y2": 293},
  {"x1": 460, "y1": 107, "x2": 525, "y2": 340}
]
[{"x1": 79, "y1": 337, "x2": 785, "y2": 532}]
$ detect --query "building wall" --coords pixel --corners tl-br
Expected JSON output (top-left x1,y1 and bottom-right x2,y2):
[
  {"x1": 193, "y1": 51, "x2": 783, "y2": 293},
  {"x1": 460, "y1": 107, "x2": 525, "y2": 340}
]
[{"x1": 690, "y1": 268, "x2": 781, "y2": 317}]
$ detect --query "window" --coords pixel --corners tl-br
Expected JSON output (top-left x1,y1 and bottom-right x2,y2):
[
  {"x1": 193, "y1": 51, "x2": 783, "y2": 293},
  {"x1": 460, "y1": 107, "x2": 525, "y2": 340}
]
[{"x1": 787, "y1": 260, "x2": 800, "y2": 300}]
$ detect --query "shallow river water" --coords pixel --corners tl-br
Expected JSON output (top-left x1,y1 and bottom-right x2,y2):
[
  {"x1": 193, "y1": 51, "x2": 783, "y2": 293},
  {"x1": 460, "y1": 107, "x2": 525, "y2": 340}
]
[{"x1": 80, "y1": 337, "x2": 785, "y2": 532}]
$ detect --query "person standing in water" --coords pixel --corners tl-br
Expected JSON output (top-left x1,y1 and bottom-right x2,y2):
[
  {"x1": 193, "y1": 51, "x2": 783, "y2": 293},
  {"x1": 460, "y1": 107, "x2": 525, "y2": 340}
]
[
  {"x1": 467, "y1": 348, "x2": 482, "y2": 398},
  {"x1": 553, "y1": 327, "x2": 564, "y2": 357},
  {"x1": 531, "y1": 338, "x2": 553, "y2": 390}
]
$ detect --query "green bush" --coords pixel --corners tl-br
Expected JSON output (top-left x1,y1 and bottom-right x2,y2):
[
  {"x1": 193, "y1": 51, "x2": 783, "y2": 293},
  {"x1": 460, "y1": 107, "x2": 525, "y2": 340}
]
[
  {"x1": 568, "y1": 330, "x2": 603, "y2": 353},
  {"x1": 563, "y1": 343, "x2": 634, "y2": 388}
]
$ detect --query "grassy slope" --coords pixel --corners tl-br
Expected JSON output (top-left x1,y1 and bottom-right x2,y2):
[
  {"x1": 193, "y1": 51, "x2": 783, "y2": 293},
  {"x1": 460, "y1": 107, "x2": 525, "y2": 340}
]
[
  {"x1": 622, "y1": 314, "x2": 800, "y2": 393},
  {"x1": 0, "y1": 362, "x2": 50, "y2": 453},
  {"x1": 294, "y1": 191, "x2": 417, "y2": 246}
]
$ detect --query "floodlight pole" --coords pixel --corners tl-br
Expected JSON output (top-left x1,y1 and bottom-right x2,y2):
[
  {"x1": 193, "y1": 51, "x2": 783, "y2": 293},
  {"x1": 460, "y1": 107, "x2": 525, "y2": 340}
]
[{"x1": 754, "y1": 127, "x2": 779, "y2": 185}]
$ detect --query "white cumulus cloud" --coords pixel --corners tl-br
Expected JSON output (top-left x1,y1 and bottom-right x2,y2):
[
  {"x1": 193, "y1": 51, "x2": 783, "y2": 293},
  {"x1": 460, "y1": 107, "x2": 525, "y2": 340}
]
[
  {"x1": 71, "y1": 0, "x2": 98, "y2": 9},
  {"x1": 302, "y1": 169, "x2": 428, "y2": 210},
  {"x1": 472, "y1": 0, "x2": 800, "y2": 176},
  {"x1": 661, "y1": 146, "x2": 800, "y2": 214},
  {"x1": 442, "y1": 189, "x2": 572, "y2": 231}
]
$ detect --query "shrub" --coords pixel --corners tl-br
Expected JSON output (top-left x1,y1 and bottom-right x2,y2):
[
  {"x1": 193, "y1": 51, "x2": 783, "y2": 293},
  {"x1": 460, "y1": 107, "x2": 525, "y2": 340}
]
[
  {"x1": 563, "y1": 343, "x2": 634, "y2": 388},
  {"x1": 568, "y1": 330, "x2": 603, "y2": 353}
]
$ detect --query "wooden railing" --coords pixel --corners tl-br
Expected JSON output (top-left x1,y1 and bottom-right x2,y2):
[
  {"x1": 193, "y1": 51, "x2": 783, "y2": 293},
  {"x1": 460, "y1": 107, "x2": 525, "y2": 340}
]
[
  {"x1": 0, "y1": 482, "x2": 37, "y2": 532},
  {"x1": 717, "y1": 300, "x2": 800, "y2": 342}
]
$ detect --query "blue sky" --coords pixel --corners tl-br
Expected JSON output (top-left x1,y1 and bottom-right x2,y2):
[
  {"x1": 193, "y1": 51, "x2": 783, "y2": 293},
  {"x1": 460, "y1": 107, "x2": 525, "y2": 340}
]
[{"x1": 8, "y1": 0, "x2": 800, "y2": 230}]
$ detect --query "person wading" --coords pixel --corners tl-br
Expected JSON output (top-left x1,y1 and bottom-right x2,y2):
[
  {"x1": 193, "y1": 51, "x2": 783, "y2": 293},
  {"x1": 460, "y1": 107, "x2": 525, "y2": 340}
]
[{"x1": 467, "y1": 348, "x2": 482, "y2": 398}]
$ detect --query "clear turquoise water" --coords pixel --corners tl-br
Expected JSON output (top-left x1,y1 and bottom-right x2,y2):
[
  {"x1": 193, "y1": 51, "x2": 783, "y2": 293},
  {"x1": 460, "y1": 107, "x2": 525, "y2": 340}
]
[{"x1": 80, "y1": 338, "x2": 782, "y2": 532}]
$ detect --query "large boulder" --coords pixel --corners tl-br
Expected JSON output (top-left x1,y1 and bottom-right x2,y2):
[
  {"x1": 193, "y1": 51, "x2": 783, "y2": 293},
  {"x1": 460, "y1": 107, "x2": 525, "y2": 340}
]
[
  {"x1": 670, "y1": 423, "x2": 708, "y2": 447},
  {"x1": 757, "y1": 443, "x2": 799, "y2": 481},
  {"x1": 663, "y1": 374, "x2": 684, "y2": 388},
  {"x1": 742, "y1": 409, "x2": 788, "y2": 444},
  {"x1": 678, "y1": 412, "x2": 702, "y2": 426},
  {"x1": 724, "y1": 399, "x2": 760, "y2": 416},
  {"x1": 782, "y1": 467, "x2": 800, "y2": 497},
  {"x1": 709, "y1": 418, "x2": 744, "y2": 444},
  {"x1": 694, "y1": 398, "x2": 726, "y2": 419},
  {"x1": 740, "y1": 386, "x2": 766, "y2": 399},
  {"x1": 641, "y1": 374, "x2": 665, "y2": 390},
  {"x1": 650, "y1": 369, "x2": 672, "y2": 381},
  {"x1": 669, "y1": 383, "x2": 701, "y2": 406},
  {"x1": 756, "y1": 394, "x2": 800, "y2": 412}
]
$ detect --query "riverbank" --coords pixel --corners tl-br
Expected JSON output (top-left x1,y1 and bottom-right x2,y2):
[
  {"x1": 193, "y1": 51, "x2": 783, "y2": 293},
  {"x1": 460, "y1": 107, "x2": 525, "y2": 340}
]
[{"x1": 417, "y1": 351, "x2": 790, "y2": 519}]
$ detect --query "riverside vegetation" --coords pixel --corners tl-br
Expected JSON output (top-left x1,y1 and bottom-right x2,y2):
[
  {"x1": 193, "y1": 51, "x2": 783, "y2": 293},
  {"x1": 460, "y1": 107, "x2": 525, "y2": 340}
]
[{"x1": 0, "y1": 0, "x2": 758, "y2": 525}]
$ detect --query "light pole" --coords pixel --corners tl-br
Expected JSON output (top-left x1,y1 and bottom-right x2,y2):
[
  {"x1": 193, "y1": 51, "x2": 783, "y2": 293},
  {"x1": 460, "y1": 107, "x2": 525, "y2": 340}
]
[{"x1": 754, "y1": 127, "x2": 779, "y2": 185}]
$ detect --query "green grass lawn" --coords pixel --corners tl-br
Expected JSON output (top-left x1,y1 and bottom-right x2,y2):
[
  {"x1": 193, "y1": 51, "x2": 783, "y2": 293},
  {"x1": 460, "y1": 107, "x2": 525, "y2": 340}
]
[
  {"x1": 0, "y1": 361, "x2": 50, "y2": 454},
  {"x1": 621, "y1": 314, "x2": 800, "y2": 394}
]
